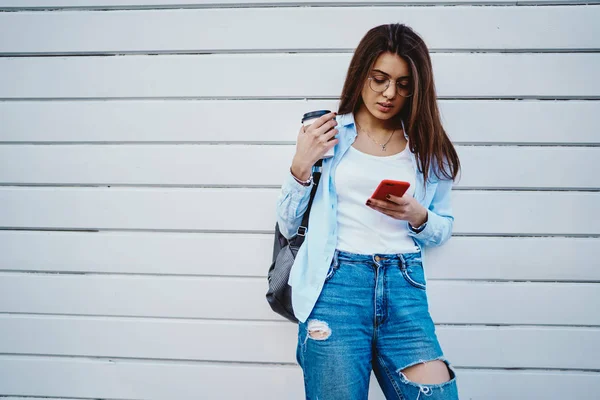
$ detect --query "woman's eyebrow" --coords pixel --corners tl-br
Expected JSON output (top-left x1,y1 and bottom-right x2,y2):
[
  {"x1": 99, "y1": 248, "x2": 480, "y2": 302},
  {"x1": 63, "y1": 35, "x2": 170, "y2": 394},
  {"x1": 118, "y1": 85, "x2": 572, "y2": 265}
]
[{"x1": 372, "y1": 68, "x2": 411, "y2": 79}]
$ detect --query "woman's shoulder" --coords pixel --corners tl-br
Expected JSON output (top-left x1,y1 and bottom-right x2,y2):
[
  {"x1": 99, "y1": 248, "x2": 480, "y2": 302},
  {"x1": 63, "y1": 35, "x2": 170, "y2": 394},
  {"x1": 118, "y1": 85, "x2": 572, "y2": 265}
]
[{"x1": 335, "y1": 112, "x2": 355, "y2": 127}]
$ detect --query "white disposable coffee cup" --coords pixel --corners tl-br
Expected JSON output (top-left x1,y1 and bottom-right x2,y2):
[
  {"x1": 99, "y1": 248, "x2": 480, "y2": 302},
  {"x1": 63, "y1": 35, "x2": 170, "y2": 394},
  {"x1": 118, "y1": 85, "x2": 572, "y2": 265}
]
[{"x1": 302, "y1": 110, "x2": 336, "y2": 159}]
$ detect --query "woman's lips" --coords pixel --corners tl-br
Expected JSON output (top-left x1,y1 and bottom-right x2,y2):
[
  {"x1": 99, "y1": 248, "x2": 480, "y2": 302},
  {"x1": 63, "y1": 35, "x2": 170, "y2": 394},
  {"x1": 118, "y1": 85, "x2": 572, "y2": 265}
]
[{"x1": 376, "y1": 103, "x2": 393, "y2": 112}]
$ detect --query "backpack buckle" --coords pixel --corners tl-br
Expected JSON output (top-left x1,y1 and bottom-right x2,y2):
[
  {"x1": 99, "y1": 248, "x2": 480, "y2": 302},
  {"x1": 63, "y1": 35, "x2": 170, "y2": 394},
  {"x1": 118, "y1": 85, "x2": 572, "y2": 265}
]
[{"x1": 296, "y1": 226, "x2": 307, "y2": 237}]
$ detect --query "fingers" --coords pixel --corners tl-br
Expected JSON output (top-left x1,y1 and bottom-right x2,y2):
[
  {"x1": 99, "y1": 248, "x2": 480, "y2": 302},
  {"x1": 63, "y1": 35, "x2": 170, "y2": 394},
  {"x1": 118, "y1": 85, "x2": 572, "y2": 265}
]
[
  {"x1": 313, "y1": 118, "x2": 338, "y2": 137},
  {"x1": 367, "y1": 203, "x2": 399, "y2": 219},
  {"x1": 319, "y1": 127, "x2": 338, "y2": 143},
  {"x1": 366, "y1": 196, "x2": 413, "y2": 221},
  {"x1": 324, "y1": 138, "x2": 339, "y2": 150},
  {"x1": 385, "y1": 194, "x2": 409, "y2": 205},
  {"x1": 295, "y1": 111, "x2": 338, "y2": 163},
  {"x1": 304, "y1": 112, "x2": 337, "y2": 135},
  {"x1": 367, "y1": 198, "x2": 399, "y2": 212},
  {"x1": 309, "y1": 119, "x2": 338, "y2": 144},
  {"x1": 368, "y1": 195, "x2": 408, "y2": 208},
  {"x1": 313, "y1": 112, "x2": 337, "y2": 130}
]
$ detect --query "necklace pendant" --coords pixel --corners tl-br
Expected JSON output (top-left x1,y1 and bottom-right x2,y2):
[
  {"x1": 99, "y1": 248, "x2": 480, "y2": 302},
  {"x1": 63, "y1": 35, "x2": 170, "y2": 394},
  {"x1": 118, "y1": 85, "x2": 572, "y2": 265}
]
[{"x1": 382, "y1": 144, "x2": 387, "y2": 151}]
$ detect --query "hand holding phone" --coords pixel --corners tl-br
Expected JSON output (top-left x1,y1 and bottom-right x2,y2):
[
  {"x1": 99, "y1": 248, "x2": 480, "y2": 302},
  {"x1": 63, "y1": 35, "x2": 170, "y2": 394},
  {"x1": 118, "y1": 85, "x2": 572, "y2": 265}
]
[{"x1": 370, "y1": 180, "x2": 410, "y2": 202}]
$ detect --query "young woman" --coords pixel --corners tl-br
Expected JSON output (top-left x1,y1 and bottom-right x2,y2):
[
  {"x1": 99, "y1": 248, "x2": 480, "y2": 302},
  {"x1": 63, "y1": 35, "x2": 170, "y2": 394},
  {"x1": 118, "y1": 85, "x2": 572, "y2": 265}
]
[{"x1": 276, "y1": 23, "x2": 461, "y2": 399}]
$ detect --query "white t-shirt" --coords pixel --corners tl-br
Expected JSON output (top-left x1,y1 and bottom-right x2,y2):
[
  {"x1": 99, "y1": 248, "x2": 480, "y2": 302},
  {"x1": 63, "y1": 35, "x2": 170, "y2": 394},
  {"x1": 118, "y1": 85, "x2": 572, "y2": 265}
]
[{"x1": 334, "y1": 143, "x2": 419, "y2": 254}]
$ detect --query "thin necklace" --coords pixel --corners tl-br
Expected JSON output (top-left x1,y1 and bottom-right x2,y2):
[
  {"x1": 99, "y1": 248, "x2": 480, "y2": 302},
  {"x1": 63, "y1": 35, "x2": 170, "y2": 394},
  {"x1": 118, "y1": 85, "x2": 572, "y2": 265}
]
[{"x1": 355, "y1": 121, "x2": 396, "y2": 151}]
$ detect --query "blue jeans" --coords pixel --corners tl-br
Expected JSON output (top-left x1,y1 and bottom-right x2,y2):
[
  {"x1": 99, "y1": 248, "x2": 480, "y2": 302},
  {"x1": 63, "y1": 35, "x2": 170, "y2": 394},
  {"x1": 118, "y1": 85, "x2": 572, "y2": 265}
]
[{"x1": 296, "y1": 250, "x2": 459, "y2": 400}]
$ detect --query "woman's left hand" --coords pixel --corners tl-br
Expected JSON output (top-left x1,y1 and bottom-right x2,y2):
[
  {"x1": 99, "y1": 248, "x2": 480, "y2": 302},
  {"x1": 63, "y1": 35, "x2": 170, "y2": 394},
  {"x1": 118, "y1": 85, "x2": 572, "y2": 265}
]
[{"x1": 366, "y1": 194, "x2": 428, "y2": 228}]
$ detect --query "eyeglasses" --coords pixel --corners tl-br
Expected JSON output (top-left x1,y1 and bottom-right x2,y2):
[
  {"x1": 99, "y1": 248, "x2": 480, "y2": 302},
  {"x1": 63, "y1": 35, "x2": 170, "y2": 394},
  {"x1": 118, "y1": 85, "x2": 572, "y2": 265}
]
[{"x1": 367, "y1": 74, "x2": 413, "y2": 98}]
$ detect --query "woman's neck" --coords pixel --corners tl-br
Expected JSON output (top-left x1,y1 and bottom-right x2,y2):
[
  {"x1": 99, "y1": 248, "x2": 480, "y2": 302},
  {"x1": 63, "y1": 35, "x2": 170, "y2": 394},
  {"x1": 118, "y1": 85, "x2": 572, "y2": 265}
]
[{"x1": 354, "y1": 106, "x2": 401, "y2": 134}]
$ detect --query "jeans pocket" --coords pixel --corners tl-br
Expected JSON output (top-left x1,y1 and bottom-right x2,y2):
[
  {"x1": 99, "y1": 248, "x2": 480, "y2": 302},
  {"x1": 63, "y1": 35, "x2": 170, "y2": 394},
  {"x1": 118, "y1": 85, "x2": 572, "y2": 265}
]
[
  {"x1": 324, "y1": 262, "x2": 339, "y2": 282},
  {"x1": 400, "y1": 258, "x2": 426, "y2": 290}
]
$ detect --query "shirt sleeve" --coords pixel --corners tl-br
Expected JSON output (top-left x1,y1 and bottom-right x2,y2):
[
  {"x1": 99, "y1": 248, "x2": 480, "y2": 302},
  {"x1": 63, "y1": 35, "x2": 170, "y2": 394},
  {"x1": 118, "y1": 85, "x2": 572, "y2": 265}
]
[
  {"x1": 275, "y1": 170, "x2": 313, "y2": 239},
  {"x1": 407, "y1": 177, "x2": 454, "y2": 247}
]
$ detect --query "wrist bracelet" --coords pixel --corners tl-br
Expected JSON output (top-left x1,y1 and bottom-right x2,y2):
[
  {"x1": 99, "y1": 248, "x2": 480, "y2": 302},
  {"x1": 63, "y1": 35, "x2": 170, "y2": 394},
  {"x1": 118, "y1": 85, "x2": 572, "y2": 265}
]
[
  {"x1": 410, "y1": 221, "x2": 427, "y2": 233},
  {"x1": 290, "y1": 168, "x2": 313, "y2": 187}
]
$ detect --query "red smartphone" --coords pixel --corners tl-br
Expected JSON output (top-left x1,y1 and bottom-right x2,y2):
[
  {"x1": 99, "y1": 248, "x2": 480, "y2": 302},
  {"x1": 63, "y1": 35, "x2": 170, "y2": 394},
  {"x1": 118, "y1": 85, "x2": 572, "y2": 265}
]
[{"x1": 370, "y1": 180, "x2": 410, "y2": 201}]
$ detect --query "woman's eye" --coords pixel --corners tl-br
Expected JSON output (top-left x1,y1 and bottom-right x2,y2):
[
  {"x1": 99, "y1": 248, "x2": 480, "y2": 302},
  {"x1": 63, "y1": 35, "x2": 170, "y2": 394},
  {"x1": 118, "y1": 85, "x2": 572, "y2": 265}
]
[{"x1": 374, "y1": 78, "x2": 387, "y2": 83}]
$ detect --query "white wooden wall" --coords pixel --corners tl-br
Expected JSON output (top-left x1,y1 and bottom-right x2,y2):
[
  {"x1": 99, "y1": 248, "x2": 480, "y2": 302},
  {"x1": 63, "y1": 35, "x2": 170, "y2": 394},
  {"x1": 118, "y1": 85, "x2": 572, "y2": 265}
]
[{"x1": 0, "y1": 1, "x2": 599, "y2": 399}]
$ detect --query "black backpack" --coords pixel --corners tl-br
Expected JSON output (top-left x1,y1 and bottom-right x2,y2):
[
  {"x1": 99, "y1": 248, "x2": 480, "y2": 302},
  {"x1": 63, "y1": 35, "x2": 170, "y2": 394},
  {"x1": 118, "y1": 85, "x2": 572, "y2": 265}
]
[{"x1": 266, "y1": 165, "x2": 321, "y2": 322}]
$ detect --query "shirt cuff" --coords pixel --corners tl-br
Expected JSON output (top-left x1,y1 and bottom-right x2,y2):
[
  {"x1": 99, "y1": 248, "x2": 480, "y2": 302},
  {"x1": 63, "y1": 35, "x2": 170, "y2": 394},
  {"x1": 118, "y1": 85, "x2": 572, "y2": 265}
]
[
  {"x1": 408, "y1": 209, "x2": 434, "y2": 237},
  {"x1": 282, "y1": 169, "x2": 313, "y2": 196},
  {"x1": 408, "y1": 221, "x2": 428, "y2": 233}
]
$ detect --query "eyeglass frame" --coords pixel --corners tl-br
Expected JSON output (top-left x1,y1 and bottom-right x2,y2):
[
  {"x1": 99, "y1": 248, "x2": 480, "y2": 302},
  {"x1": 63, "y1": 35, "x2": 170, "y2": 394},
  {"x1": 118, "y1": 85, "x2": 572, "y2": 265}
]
[{"x1": 367, "y1": 74, "x2": 414, "y2": 98}]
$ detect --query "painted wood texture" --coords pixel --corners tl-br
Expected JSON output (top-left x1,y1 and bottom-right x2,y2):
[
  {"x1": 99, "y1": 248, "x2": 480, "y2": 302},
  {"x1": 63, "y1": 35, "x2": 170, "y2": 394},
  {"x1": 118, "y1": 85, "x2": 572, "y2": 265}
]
[
  {"x1": 0, "y1": 0, "x2": 596, "y2": 7},
  {"x1": 1, "y1": 232, "x2": 599, "y2": 281},
  {"x1": 1, "y1": 316, "x2": 598, "y2": 368},
  {"x1": 1, "y1": 188, "x2": 599, "y2": 235},
  {"x1": 1, "y1": 6, "x2": 598, "y2": 53},
  {"x1": 1, "y1": 356, "x2": 598, "y2": 400},
  {"x1": 0, "y1": 1, "x2": 597, "y2": 399},
  {"x1": 1, "y1": 53, "x2": 599, "y2": 98},
  {"x1": 0, "y1": 145, "x2": 597, "y2": 189},
  {"x1": 0, "y1": 273, "x2": 598, "y2": 325},
  {"x1": 0, "y1": 100, "x2": 598, "y2": 144}
]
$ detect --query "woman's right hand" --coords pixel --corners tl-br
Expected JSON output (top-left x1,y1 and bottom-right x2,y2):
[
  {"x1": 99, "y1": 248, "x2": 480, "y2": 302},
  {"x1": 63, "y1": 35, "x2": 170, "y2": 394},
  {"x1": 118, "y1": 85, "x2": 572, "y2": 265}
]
[{"x1": 290, "y1": 112, "x2": 339, "y2": 181}]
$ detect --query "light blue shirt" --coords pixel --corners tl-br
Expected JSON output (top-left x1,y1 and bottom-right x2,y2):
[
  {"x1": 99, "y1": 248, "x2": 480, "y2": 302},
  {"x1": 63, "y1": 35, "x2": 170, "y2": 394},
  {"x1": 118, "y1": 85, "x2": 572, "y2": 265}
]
[{"x1": 276, "y1": 112, "x2": 455, "y2": 323}]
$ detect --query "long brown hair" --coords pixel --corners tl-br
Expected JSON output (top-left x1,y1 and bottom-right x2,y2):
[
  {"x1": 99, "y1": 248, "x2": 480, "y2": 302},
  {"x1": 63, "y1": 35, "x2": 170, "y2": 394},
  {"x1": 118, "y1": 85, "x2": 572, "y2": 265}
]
[{"x1": 338, "y1": 23, "x2": 460, "y2": 183}]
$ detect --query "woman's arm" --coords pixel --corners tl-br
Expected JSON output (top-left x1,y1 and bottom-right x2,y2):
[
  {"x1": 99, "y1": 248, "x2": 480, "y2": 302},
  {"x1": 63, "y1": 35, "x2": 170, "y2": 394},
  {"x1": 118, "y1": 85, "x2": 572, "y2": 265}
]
[
  {"x1": 407, "y1": 177, "x2": 454, "y2": 247},
  {"x1": 366, "y1": 172, "x2": 455, "y2": 248},
  {"x1": 275, "y1": 171, "x2": 313, "y2": 239},
  {"x1": 275, "y1": 111, "x2": 338, "y2": 239}
]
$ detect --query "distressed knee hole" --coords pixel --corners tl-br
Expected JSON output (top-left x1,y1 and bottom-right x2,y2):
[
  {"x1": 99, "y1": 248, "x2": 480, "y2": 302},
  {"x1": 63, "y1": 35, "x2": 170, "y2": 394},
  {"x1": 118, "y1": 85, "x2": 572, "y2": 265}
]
[
  {"x1": 398, "y1": 359, "x2": 455, "y2": 386},
  {"x1": 307, "y1": 319, "x2": 331, "y2": 340}
]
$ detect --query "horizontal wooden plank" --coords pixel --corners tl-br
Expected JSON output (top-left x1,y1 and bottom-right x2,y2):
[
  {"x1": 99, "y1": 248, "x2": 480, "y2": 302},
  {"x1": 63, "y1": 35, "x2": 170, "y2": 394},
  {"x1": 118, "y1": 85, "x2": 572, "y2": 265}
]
[
  {"x1": 0, "y1": 274, "x2": 597, "y2": 325},
  {"x1": 0, "y1": 316, "x2": 598, "y2": 369},
  {"x1": 0, "y1": 188, "x2": 598, "y2": 235},
  {"x1": 1, "y1": 6, "x2": 597, "y2": 53},
  {"x1": 1, "y1": 356, "x2": 599, "y2": 400},
  {"x1": 0, "y1": 398, "x2": 86, "y2": 400},
  {"x1": 1, "y1": 231, "x2": 599, "y2": 281},
  {"x1": 1, "y1": 53, "x2": 598, "y2": 98},
  {"x1": 424, "y1": 237, "x2": 600, "y2": 281},
  {"x1": 0, "y1": 0, "x2": 593, "y2": 7},
  {"x1": 1, "y1": 100, "x2": 598, "y2": 144},
  {"x1": 0, "y1": 144, "x2": 597, "y2": 189}
]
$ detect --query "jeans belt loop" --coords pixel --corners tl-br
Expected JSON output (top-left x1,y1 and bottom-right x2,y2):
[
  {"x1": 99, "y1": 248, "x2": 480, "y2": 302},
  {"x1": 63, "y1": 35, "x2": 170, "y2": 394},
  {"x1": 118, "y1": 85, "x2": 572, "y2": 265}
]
[
  {"x1": 332, "y1": 249, "x2": 340, "y2": 269},
  {"x1": 399, "y1": 253, "x2": 406, "y2": 270}
]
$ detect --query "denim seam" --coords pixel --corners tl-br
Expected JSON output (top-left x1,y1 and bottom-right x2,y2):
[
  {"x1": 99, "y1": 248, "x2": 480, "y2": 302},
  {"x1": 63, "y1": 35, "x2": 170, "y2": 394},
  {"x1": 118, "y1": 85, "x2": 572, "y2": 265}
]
[
  {"x1": 377, "y1": 353, "x2": 405, "y2": 400},
  {"x1": 335, "y1": 258, "x2": 370, "y2": 266},
  {"x1": 380, "y1": 268, "x2": 389, "y2": 326},
  {"x1": 297, "y1": 325, "x2": 313, "y2": 399},
  {"x1": 325, "y1": 254, "x2": 341, "y2": 282},
  {"x1": 400, "y1": 268, "x2": 426, "y2": 290},
  {"x1": 399, "y1": 255, "x2": 426, "y2": 290},
  {"x1": 324, "y1": 264, "x2": 336, "y2": 282}
]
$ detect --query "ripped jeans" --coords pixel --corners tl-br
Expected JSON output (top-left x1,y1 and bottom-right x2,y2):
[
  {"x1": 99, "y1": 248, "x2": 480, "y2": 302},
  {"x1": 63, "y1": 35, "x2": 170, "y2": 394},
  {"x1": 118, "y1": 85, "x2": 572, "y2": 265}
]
[{"x1": 296, "y1": 250, "x2": 459, "y2": 400}]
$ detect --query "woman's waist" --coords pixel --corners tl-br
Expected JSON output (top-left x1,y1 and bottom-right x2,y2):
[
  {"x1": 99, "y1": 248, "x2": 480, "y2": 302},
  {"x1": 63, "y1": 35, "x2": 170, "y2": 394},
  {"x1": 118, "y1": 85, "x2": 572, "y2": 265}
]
[{"x1": 334, "y1": 248, "x2": 421, "y2": 265}]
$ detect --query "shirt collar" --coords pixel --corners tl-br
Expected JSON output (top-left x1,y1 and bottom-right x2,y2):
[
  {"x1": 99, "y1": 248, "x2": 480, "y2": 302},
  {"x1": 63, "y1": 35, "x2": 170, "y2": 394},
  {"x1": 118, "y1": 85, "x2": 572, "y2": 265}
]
[{"x1": 336, "y1": 112, "x2": 355, "y2": 127}]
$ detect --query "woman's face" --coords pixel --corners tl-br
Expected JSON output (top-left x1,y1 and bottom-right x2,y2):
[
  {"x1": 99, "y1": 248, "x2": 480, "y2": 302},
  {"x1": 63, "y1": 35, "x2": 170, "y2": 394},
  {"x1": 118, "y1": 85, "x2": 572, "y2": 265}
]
[{"x1": 360, "y1": 52, "x2": 412, "y2": 122}]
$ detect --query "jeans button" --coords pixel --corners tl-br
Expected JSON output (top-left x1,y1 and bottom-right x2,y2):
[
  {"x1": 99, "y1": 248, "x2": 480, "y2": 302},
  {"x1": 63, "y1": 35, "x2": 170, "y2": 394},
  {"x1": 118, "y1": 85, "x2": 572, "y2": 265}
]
[{"x1": 374, "y1": 255, "x2": 381, "y2": 262}]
